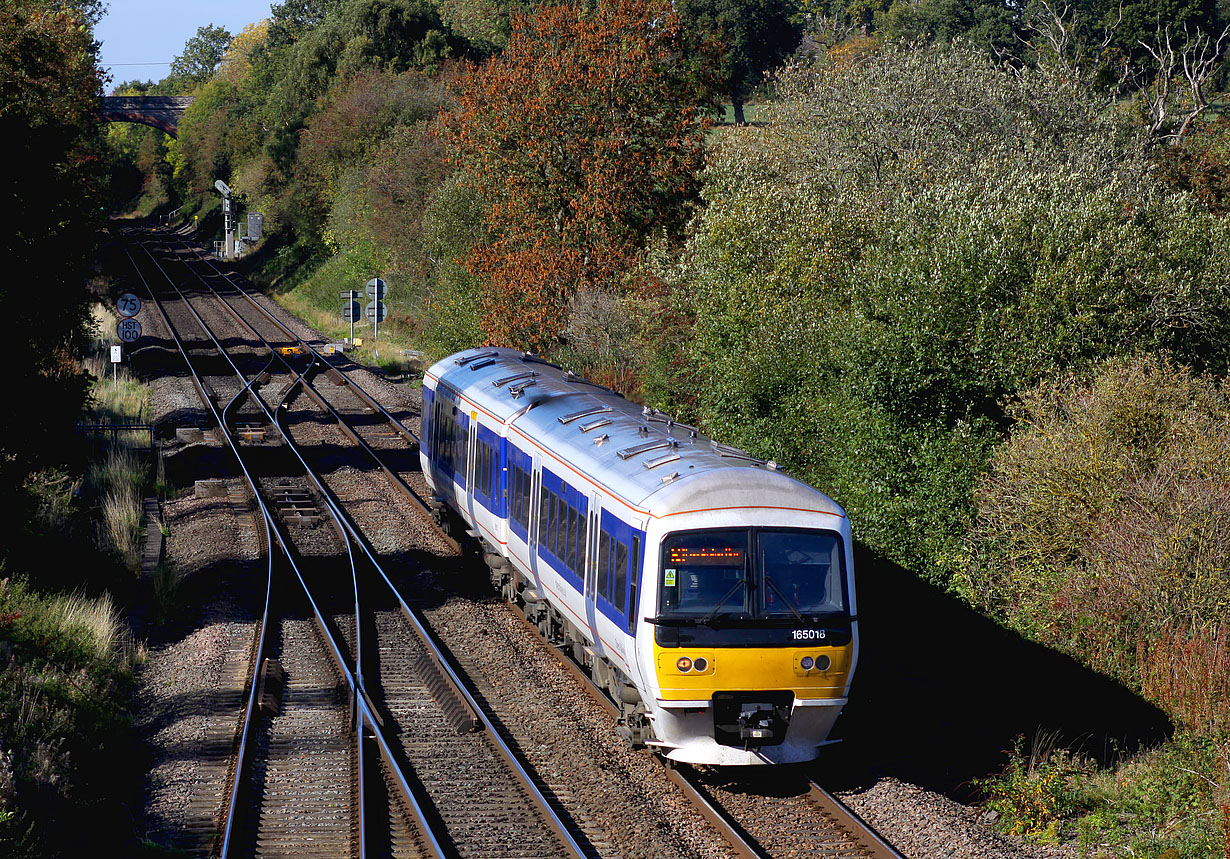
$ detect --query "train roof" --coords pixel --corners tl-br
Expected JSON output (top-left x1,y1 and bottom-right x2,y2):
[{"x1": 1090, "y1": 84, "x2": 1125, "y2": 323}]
[{"x1": 426, "y1": 348, "x2": 847, "y2": 522}]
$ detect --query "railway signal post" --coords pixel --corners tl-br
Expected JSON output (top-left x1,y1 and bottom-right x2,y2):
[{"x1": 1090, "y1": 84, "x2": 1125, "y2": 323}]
[
  {"x1": 114, "y1": 292, "x2": 142, "y2": 386},
  {"x1": 215, "y1": 178, "x2": 235, "y2": 258},
  {"x1": 365, "y1": 277, "x2": 388, "y2": 344},
  {"x1": 341, "y1": 290, "x2": 362, "y2": 343}
]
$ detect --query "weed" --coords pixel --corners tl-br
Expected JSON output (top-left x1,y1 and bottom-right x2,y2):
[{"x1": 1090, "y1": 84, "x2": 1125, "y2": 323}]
[{"x1": 976, "y1": 731, "x2": 1091, "y2": 842}]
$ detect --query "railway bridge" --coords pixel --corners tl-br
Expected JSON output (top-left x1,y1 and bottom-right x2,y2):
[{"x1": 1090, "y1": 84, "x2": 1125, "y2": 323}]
[{"x1": 99, "y1": 96, "x2": 194, "y2": 137}]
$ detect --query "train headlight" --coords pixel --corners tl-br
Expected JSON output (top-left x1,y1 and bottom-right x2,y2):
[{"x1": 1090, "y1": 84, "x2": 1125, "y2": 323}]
[
  {"x1": 676, "y1": 657, "x2": 693, "y2": 672},
  {"x1": 814, "y1": 654, "x2": 831, "y2": 671},
  {"x1": 800, "y1": 656, "x2": 814, "y2": 670},
  {"x1": 692, "y1": 657, "x2": 708, "y2": 672}
]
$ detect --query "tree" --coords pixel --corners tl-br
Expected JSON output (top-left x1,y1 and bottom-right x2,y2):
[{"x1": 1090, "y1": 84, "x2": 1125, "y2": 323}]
[
  {"x1": 676, "y1": 0, "x2": 802, "y2": 123},
  {"x1": 441, "y1": 0, "x2": 718, "y2": 351},
  {"x1": 169, "y1": 23, "x2": 233, "y2": 90},
  {"x1": 674, "y1": 40, "x2": 1230, "y2": 580},
  {"x1": 0, "y1": 0, "x2": 103, "y2": 561}
]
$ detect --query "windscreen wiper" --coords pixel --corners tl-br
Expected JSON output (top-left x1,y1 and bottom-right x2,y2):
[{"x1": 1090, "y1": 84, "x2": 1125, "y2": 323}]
[
  {"x1": 700, "y1": 578, "x2": 748, "y2": 626},
  {"x1": 763, "y1": 575, "x2": 806, "y2": 622}
]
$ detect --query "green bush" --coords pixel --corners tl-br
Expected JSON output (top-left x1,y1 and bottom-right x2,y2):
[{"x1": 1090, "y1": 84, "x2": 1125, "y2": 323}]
[
  {"x1": 966, "y1": 356, "x2": 1230, "y2": 731},
  {"x1": 671, "y1": 40, "x2": 1230, "y2": 581},
  {"x1": 976, "y1": 734, "x2": 1093, "y2": 843}
]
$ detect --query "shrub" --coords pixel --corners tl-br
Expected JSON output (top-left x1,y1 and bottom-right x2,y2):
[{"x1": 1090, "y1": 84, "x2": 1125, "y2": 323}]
[
  {"x1": 1156, "y1": 115, "x2": 1230, "y2": 215},
  {"x1": 1075, "y1": 732, "x2": 1230, "y2": 858},
  {"x1": 675, "y1": 39, "x2": 1230, "y2": 580},
  {"x1": 0, "y1": 577, "x2": 137, "y2": 857},
  {"x1": 976, "y1": 733, "x2": 1092, "y2": 843},
  {"x1": 966, "y1": 356, "x2": 1230, "y2": 730}
]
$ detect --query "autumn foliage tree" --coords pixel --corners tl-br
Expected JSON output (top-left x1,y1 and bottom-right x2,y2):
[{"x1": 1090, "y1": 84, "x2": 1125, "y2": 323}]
[{"x1": 442, "y1": 0, "x2": 717, "y2": 352}]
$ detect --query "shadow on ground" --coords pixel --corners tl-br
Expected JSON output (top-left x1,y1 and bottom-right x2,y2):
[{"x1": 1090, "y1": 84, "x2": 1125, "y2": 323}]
[{"x1": 819, "y1": 543, "x2": 1172, "y2": 800}]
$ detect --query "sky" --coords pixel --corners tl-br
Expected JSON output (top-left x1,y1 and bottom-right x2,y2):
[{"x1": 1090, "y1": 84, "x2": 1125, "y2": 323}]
[{"x1": 95, "y1": 1, "x2": 275, "y2": 90}]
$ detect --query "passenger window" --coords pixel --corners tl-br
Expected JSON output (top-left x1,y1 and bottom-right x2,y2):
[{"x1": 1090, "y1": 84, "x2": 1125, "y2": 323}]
[
  {"x1": 547, "y1": 493, "x2": 558, "y2": 556},
  {"x1": 567, "y1": 506, "x2": 578, "y2": 572},
  {"x1": 615, "y1": 541, "x2": 628, "y2": 612},
  {"x1": 598, "y1": 533, "x2": 610, "y2": 598},
  {"x1": 578, "y1": 515, "x2": 588, "y2": 575},
  {"x1": 538, "y1": 484, "x2": 547, "y2": 545}
]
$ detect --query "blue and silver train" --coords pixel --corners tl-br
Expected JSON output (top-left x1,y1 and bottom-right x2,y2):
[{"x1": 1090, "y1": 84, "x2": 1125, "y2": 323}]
[{"x1": 420, "y1": 348, "x2": 858, "y2": 765}]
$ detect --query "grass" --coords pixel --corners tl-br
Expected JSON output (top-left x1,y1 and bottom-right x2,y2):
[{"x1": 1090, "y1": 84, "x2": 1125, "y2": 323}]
[
  {"x1": 266, "y1": 247, "x2": 432, "y2": 373},
  {"x1": 0, "y1": 577, "x2": 141, "y2": 857},
  {"x1": 83, "y1": 304, "x2": 159, "y2": 573}
]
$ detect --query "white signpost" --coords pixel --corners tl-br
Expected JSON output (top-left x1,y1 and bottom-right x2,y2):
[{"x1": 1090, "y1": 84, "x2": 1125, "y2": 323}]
[
  {"x1": 110, "y1": 345, "x2": 122, "y2": 387},
  {"x1": 215, "y1": 178, "x2": 235, "y2": 258},
  {"x1": 340, "y1": 290, "x2": 362, "y2": 343}
]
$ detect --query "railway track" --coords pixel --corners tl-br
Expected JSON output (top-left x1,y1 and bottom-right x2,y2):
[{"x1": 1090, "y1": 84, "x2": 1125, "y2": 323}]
[
  {"x1": 120, "y1": 225, "x2": 908, "y2": 859},
  {"x1": 491, "y1": 566, "x2": 906, "y2": 859},
  {"x1": 122, "y1": 227, "x2": 586, "y2": 858}
]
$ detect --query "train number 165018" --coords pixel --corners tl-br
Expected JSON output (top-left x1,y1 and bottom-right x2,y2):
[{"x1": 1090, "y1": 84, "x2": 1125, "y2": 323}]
[{"x1": 792, "y1": 629, "x2": 827, "y2": 641}]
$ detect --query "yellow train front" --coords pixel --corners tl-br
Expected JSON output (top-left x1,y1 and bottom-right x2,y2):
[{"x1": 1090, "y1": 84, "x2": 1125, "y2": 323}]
[
  {"x1": 634, "y1": 471, "x2": 857, "y2": 765},
  {"x1": 421, "y1": 348, "x2": 858, "y2": 766}
]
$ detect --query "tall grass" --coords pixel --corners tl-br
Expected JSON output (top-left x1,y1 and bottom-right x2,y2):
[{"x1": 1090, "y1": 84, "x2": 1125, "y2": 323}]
[
  {"x1": 46, "y1": 590, "x2": 125, "y2": 662},
  {"x1": 83, "y1": 304, "x2": 154, "y2": 572}
]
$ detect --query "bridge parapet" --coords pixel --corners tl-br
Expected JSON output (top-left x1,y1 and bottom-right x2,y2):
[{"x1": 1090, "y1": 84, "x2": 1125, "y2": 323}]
[{"x1": 100, "y1": 96, "x2": 194, "y2": 137}]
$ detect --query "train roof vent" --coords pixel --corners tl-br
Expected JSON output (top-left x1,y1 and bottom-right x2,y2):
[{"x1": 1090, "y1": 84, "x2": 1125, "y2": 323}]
[
  {"x1": 469, "y1": 358, "x2": 496, "y2": 370},
  {"x1": 509, "y1": 379, "x2": 538, "y2": 398},
  {"x1": 617, "y1": 439, "x2": 677, "y2": 461},
  {"x1": 643, "y1": 452, "x2": 681, "y2": 469},
  {"x1": 711, "y1": 442, "x2": 782, "y2": 470},
  {"x1": 494, "y1": 371, "x2": 538, "y2": 387},
  {"x1": 579, "y1": 417, "x2": 611, "y2": 433},
  {"x1": 660, "y1": 471, "x2": 681, "y2": 483},
  {"x1": 644, "y1": 408, "x2": 700, "y2": 438},
  {"x1": 455, "y1": 350, "x2": 499, "y2": 366},
  {"x1": 559, "y1": 405, "x2": 612, "y2": 425},
  {"x1": 521, "y1": 352, "x2": 562, "y2": 369},
  {"x1": 593, "y1": 433, "x2": 610, "y2": 446}
]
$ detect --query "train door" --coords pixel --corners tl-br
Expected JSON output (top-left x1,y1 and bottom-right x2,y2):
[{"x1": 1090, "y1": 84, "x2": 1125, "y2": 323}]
[
  {"x1": 584, "y1": 493, "x2": 605, "y2": 658},
  {"x1": 527, "y1": 458, "x2": 543, "y2": 593},
  {"x1": 464, "y1": 413, "x2": 478, "y2": 523}
]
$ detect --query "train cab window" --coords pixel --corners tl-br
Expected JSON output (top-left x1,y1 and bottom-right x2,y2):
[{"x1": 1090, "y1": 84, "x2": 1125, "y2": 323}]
[
  {"x1": 758, "y1": 529, "x2": 845, "y2": 616},
  {"x1": 658, "y1": 528, "x2": 847, "y2": 620},
  {"x1": 659, "y1": 530, "x2": 749, "y2": 616}
]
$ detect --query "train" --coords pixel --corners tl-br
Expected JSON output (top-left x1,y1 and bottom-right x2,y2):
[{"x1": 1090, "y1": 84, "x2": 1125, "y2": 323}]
[{"x1": 420, "y1": 348, "x2": 858, "y2": 766}]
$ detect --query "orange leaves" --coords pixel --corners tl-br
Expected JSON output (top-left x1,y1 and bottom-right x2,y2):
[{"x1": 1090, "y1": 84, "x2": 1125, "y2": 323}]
[{"x1": 441, "y1": 0, "x2": 716, "y2": 350}]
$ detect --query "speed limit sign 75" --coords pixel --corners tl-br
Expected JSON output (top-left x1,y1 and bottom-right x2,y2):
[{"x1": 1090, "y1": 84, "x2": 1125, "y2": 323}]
[
  {"x1": 117, "y1": 292, "x2": 141, "y2": 318},
  {"x1": 117, "y1": 318, "x2": 142, "y2": 343}
]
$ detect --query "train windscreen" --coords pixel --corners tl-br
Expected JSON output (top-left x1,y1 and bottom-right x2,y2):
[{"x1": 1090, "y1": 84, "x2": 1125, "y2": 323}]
[{"x1": 658, "y1": 528, "x2": 846, "y2": 620}]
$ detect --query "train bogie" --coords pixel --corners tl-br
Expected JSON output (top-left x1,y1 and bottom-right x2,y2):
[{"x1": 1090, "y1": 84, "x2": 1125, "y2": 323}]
[{"x1": 421, "y1": 348, "x2": 858, "y2": 766}]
